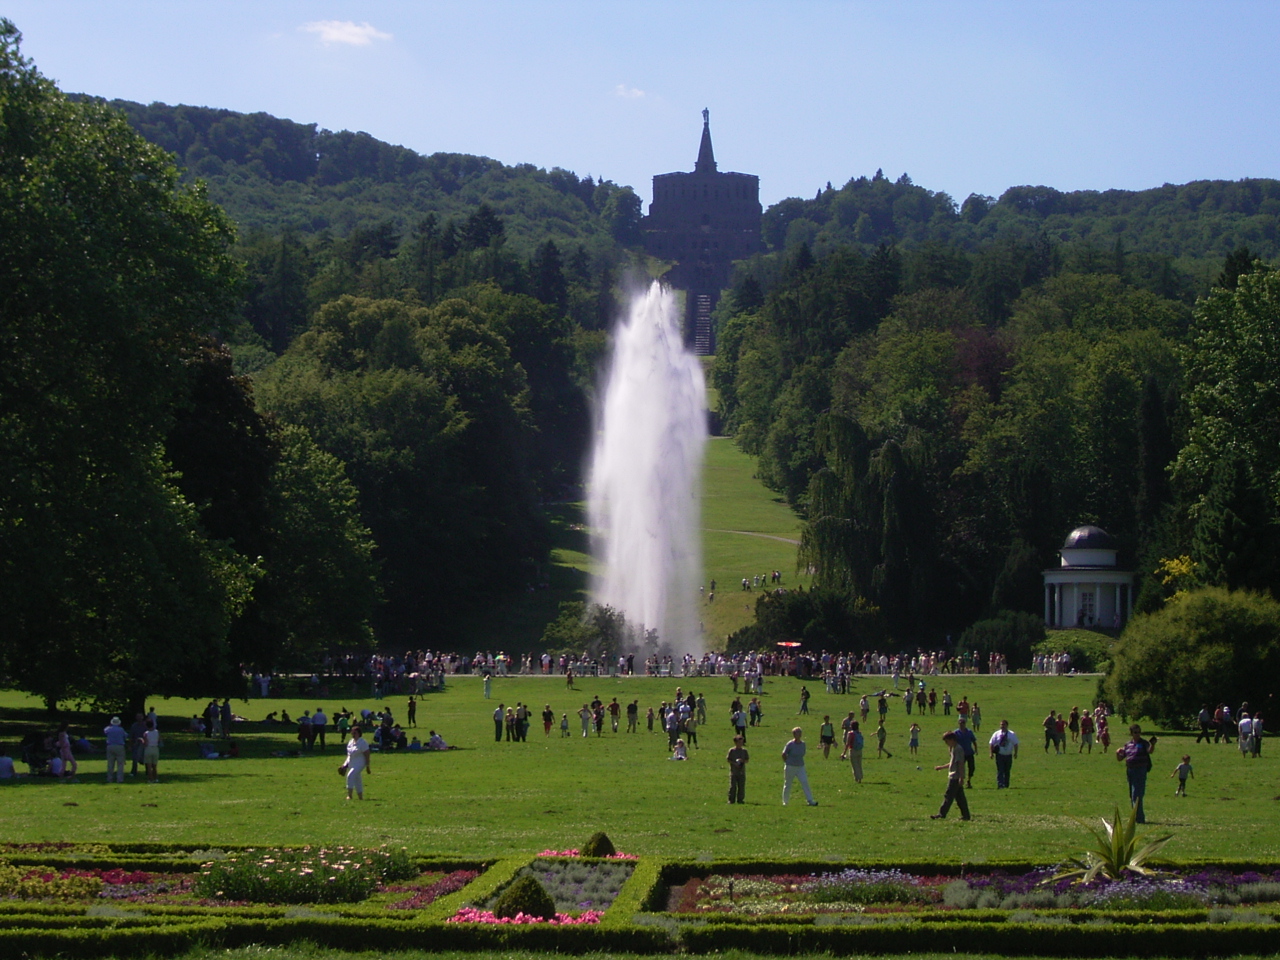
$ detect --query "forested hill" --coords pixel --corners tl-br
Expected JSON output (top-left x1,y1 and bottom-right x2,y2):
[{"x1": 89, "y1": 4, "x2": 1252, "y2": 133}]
[
  {"x1": 101, "y1": 99, "x2": 1280, "y2": 278},
  {"x1": 89, "y1": 98, "x2": 641, "y2": 257},
  {"x1": 765, "y1": 170, "x2": 1280, "y2": 273}
]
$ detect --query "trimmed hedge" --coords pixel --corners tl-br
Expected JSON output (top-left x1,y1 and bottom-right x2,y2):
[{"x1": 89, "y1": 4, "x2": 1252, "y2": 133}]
[
  {"x1": 4, "y1": 850, "x2": 1280, "y2": 958},
  {"x1": 679, "y1": 919, "x2": 1280, "y2": 957},
  {"x1": 0, "y1": 916, "x2": 675, "y2": 958},
  {"x1": 686, "y1": 907, "x2": 1280, "y2": 926},
  {"x1": 601, "y1": 856, "x2": 666, "y2": 925},
  {"x1": 419, "y1": 856, "x2": 530, "y2": 922}
]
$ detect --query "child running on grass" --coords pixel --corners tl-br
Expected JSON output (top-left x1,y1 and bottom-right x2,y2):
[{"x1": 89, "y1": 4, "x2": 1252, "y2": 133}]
[
  {"x1": 1171, "y1": 754, "x2": 1194, "y2": 795},
  {"x1": 877, "y1": 718, "x2": 892, "y2": 758}
]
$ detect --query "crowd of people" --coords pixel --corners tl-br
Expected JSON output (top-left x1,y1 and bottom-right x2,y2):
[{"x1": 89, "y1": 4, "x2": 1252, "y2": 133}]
[
  {"x1": 1195, "y1": 702, "x2": 1266, "y2": 757},
  {"x1": 469, "y1": 676, "x2": 1268, "y2": 827},
  {"x1": 263, "y1": 646, "x2": 1031, "y2": 700}
]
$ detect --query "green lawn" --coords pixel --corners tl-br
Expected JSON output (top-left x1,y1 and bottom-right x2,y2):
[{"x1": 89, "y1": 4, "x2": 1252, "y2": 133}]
[
  {"x1": 1, "y1": 674, "x2": 1274, "y2": 862},
  {"x1": 453, "y1": 436, "x2": 806, "y2": 651},
  {"x1": 700, "y1": 436, "x2": 811, "y2": 644}
]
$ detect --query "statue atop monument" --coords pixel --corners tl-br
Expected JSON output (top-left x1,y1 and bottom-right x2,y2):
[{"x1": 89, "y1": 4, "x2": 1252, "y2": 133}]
[{"x1": 642, "y1": 112, "x2": 761, "y2": 354}]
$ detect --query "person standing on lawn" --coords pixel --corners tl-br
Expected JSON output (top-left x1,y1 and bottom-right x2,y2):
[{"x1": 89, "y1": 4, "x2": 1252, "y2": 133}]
[
  {"x1": 845, "y1": 721, "x2": 865, "y2": 783},
  {"x1": 1117, "y1": 723, "x2": 1156, "y2": 823},
  {"x1": 989, "y1": 719, "x2": 1019, "y2": 788},
  {"x1": 953, "y1": 715, "x2": 977, "y2": 788},
  {"x1": 343, "y1": 724, "x2": 371, "y2": 800},
  {"x1": 311, "y1": 707, "x2": 328, "y2": 751},
  {"x1": 127, "y1": 713, "x2": 147, "y2": 776},
  {"x1": 781, "y1": 727, "x2": 818, "y2": 806},
  {"x1": 876, "y1": 718, "x2": 892, "y2": 758},
  {"x1": 727, "y1": 734, "x2": 749, "y2": 803},
  {"x1": 819, "y1": 715, "x2": 836, "y2": 758},
  {"x1": 931, "y1": 731, "x2": 970, "y2": 820},
  {"x1": 104, "y1": 717, "x2": 127, "y2": 783},
  {"x1": 139, "y1": 719, "x2": 161, "y2": 783}
]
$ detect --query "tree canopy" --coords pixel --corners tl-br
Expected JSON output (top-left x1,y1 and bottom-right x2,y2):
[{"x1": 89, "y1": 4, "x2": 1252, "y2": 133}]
[
  {"x1": 1106, "y1": 587, "x2": 1280, "y2": 725},
  {"x1": 0, "y1": 20, "x2": 246, "y2": 708},
  {"x1": 0, "y1": 22, "x2": 378, "y2": 709}
]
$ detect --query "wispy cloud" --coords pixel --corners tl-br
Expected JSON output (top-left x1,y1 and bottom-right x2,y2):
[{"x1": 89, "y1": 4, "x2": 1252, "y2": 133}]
[
  {"x1": 302, "y1": 20, "x2": 392, "y2": 46},
  {"x1": 614, "y1": 84, "x2": 645, "y2": 99}
]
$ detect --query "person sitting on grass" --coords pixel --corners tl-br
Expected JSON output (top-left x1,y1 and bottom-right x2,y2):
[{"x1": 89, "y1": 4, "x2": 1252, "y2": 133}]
[
  {"x1": 670, "y1": 738, "x2": 688, "y2": 760},
  {"x1": 427, "y1": 730, "x2": 450, "y2": 750}
]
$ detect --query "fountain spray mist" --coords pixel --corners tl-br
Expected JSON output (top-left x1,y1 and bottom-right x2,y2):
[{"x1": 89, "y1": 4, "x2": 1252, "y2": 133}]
[{"x1": 587, "y1": 282, "x2": 707, "y2": 655}]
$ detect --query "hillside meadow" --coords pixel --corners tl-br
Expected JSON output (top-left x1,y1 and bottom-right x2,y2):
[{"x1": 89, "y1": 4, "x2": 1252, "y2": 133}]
[{"x1": 0, "y1": 673, "x2": 1273, "y2": 862}]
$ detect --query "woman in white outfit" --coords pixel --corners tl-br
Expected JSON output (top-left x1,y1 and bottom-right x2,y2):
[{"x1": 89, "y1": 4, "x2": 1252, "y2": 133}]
[{"x1": 343, "y1": 724, "x2": 372, "y2": 800}]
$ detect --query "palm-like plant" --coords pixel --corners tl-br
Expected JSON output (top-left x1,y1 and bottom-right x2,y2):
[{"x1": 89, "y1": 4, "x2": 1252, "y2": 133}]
[{"x1": 1049, "y1": 804, "x2": 1174, "y2": 884}]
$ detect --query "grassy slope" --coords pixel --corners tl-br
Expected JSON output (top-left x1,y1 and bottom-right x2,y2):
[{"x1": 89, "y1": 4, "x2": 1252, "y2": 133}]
[
  {"x1": 453, "y1": 437, "x2": 807, "y2": 652},
  {"x1": 0, "y1": 673, "x2": 1273, "y2": 861},
  {"x1": 700, "y1": 437, "x2": 811, "y2": 645}
]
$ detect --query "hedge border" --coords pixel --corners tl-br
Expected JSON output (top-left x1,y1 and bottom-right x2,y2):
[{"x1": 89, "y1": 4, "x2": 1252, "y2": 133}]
[
  {"x1": 601, "y1": 857, "x2": 666, "y2": 925},
  {"x1": 678, "y1": 919, "x2": 1280, "y2": 957},
  {"x1": 5, "y1": 852, "x2": 1280, "y2": 958},
  {"x1": 419, "y1": 856, "x2": 531, "y2": 922}
]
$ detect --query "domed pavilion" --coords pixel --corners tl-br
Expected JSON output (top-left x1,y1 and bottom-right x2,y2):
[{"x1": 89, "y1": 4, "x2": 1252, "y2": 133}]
[{"x1": 1042, "y1": 525, "x2": 1134, "y2": 629}]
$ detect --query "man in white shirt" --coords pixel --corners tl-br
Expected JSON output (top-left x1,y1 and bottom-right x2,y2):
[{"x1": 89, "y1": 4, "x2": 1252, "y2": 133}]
[
  {"x1": 989, "y1": 719, "x2": 1020, "y2": 788},
  {"x1": 311, "y1": 708, "x2": 328, "y2": 751}
]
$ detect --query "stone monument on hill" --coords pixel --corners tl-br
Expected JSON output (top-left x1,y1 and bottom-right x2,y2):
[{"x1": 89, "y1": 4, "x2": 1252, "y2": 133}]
[{"x1": 642, "y1": 110, "x2": 762, "y2": 354}]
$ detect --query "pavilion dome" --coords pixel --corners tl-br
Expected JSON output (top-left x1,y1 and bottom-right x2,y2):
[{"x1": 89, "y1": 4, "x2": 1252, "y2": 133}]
[{"x1": 1062, "y1": 525, "x2": 1117, "y2": 551}]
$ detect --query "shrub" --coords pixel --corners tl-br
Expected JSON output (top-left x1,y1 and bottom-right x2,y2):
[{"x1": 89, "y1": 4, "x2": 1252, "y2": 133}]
[
  {"x1": 1051, "y1": 805, "x2": 1174, "y2": 884},
  {"x1": 580, "y1": 832, "x2": 616, "y2": 858},
  {"x1": 960, "y1": 609, "x2": 1045, "y2": 670},
  {"x1": 491, "y1": 875, "x2": 557, "y2": 921},
  {"x1": 1034, "y1": 630, "x2": 1114, "y2": 672},
  {"x1": 1106, "y1": 586, "x2": 1280, "y2": 724}
]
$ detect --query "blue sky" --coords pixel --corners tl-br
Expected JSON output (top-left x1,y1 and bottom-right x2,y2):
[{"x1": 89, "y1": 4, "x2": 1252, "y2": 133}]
[{"x1": 7, "y1": 1, "x2": 1280, "y2": 209}]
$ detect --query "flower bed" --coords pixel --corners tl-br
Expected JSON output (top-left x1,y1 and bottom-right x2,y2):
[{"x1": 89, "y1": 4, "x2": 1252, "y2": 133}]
[
  {"x1": 673, "y1": 866, "x2": 1280, "y2": 916},
  {"x1": 194, "y1": 845, "x2": 416, "y2": 904},
  {"x1": 5, "y1": 849, "x2": 1280, "y2": 959},
  {"x1": 447, "y1": 906, "x2": 604, "y2": 924},
  {"x1": 386, "y1": 870, "x2": 478, "y2": 909},
  {"x1": 536, "y1": 849, "x2": 639, "y2": 859}
]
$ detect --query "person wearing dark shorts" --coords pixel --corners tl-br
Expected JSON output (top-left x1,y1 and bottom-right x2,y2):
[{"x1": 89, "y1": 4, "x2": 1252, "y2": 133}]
[{"x1": 819, "y1": 715, "x2": 836, "y2": 759}]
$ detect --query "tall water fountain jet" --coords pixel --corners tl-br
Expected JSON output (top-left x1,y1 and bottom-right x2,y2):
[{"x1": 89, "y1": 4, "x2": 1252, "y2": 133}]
[{"x1": 587, "y1": 282, "x2": 707, "y2": 655}]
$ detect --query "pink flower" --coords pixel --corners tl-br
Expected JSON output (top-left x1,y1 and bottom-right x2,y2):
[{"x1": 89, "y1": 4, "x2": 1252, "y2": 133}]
[{"x1": 446, "y1": 907, "x2": 602, "y2": 925}]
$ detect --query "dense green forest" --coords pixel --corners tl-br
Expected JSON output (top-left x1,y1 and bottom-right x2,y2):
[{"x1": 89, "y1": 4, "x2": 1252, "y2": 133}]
[
  {"x1": 97, "y1": 98, "x2": 644, "y2": 257},
  {"x1": 762, "y1": 170, "x2": 1280, "y2": 288},
  {"x1": 712, "y1": 238, "x2": 1280, "y2": 655},
  {"x1": 7, "y1": 8, "x2": 1280, "y2": 715}
]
